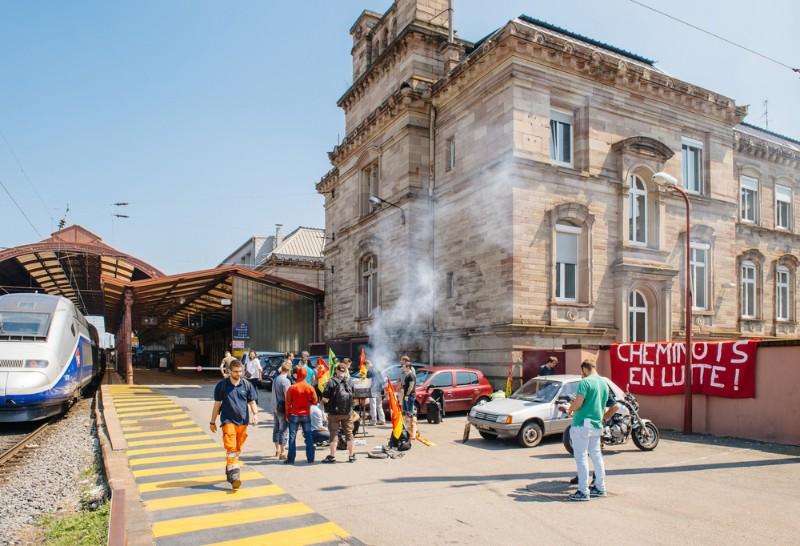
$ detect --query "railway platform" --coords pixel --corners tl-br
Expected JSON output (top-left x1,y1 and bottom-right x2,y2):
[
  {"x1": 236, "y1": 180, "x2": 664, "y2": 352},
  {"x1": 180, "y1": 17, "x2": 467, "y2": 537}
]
[{"x1": 100, "y1": 370, "x2": 361, "y2": 546}]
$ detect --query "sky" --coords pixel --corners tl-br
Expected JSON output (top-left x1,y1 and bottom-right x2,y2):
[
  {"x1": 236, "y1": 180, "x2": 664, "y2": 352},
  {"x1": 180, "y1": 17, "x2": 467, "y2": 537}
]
[{"x1": 1, "y1": 0, "x2": 797, "y2": 274}]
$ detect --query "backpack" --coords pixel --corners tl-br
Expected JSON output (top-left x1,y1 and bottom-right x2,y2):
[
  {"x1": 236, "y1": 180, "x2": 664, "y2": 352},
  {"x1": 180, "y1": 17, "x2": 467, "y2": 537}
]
[
  {"x1": 388, "y1": 429, "x2": 412, "y2": 451},
  {"x1": 327, "y1": 377, "x2": 353, "y2": 415}
]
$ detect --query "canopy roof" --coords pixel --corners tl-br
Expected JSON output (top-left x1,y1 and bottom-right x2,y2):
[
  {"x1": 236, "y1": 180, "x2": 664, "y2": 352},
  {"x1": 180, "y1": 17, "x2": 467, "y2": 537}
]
[{"x1": 0, "y1": 225, "x2": 162, "y2": 315}]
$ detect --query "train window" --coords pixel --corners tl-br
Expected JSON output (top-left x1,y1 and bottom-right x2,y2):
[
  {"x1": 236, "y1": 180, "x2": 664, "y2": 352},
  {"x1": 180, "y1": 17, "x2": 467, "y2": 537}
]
[{"x1": 0, "y1": 311, "x2": 52, "y2": 338}]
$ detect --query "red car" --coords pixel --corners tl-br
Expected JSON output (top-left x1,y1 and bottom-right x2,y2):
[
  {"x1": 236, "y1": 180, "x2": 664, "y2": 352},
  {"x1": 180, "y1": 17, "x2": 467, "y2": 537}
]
[{"x1": 403, "y1": 367, "x2": 494, "y2": 415}]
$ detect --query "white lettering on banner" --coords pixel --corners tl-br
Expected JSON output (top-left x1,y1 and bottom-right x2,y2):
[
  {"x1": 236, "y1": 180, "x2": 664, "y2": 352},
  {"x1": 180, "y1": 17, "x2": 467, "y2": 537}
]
[
  {"x1": 716, "y1": 342, "x2": 723, "y2": 362},
  {"x1": 661, "y1": 366, "x2": 684, "y2": 387},
  {"x1": 731, "y1": 341, "x2": 749, "y2": 364},
  {"x1": 642, "y1": 367, "x2": 654, "y2": 386},
  {"x1": 641, "y1": 344, "x2": 653, "y2": 365},
  {"x1": 617, "y1": 344, "x2": 630, "y2": 363},
  {"x1": 710, "y1": 366, "x2": 725, "y2": 388},
  {"x1": 693, "y1": 342, "x2": 709, "y2": 360},
  {"x1": 656, "y1": 343, "x2": 672, "y2": 365},
  {"x1": 629, "y1": 367, "x2": 641, "y2": 385}
]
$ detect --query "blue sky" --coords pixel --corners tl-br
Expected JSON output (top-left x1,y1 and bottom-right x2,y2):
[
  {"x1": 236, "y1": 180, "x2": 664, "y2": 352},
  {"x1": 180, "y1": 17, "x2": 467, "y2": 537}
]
[{"x1": 1, "y1": 0, "x2": 797, "y2": 274}]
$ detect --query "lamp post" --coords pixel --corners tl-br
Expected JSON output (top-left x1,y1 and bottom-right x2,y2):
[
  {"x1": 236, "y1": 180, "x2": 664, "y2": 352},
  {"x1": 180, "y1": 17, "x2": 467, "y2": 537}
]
[
  {"x1": 653, "y1": 172, "x2": 693, "y2": 434},
  {"x1": 368, "y1": 195, "x2": 406, "y2": 225}
]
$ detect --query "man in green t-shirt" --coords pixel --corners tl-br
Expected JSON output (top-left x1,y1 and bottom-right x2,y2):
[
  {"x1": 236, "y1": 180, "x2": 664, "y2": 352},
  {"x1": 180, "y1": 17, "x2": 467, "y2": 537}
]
[{"x1": 566, "y1": 360, "x2": 610, "y2": 501}]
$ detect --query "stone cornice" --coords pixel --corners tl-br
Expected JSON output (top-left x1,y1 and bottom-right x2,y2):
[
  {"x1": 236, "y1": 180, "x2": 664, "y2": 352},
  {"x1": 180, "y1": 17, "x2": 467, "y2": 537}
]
[
  {"x1": 734, "y1": 130, "x2": 800, "y2": 168},
  {"x1": 329, "y1": 85, "x2": 427, "y2": 165},
  {"x1": 338, "y1": 24, "x2": 466, "y2": 111},
  {"x1": 316, "y1": 167, "x2": 338, "y2": 194},
  {"x1": 432, "y1": 20, "x2": 748, "y2": 125}
]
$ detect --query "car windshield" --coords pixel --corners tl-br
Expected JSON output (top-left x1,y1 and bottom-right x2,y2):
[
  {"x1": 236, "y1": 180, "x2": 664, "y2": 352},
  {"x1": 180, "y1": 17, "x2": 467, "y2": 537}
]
[
  {"x1": 511, "y1": 379, "x2": 562, "y2": 403},
  {"x1": 0, "y1": 311, "x2": 52, "y2": 338},
  {"x1": 414, "y1": 370, "x2": 433, "y2": 384}
]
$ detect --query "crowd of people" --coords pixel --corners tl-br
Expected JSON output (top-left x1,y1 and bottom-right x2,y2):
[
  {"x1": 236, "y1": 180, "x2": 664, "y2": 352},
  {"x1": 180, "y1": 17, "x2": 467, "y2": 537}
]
[
  {"x1": 210, "y1": 349, "x2": 613, "y2": 501},
  {"x1": 211, "y1": 349, "x2": 419, "y2": 486}
]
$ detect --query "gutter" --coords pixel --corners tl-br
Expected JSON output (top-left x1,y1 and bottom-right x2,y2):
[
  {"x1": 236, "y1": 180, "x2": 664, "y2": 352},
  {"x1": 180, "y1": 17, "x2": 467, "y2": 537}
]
[{"x1": 428, "y1": 104, "x2": 437, "y2": 366}]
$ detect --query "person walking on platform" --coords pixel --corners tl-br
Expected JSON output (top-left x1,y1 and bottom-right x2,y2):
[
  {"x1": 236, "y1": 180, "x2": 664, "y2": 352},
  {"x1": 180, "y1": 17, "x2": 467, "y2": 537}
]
[
  {"x1": 245, "y1": 350, "x2": 262, "y2": 387},
  {"x1": 285, "y1": 366, "x2": 318, "y2": 464},
  {"x1": 272, "y1": 361, "x2": 292, "y2": 460},
  {"x1": 209, "y1": 360, "x2": 258, "y2": 489},
  {"x1": 219, "y1": 350, "x2": 235, "y2": 377}
]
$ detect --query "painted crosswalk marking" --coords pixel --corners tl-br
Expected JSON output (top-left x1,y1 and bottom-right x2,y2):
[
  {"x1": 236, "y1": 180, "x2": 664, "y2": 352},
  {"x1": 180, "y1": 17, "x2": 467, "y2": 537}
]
[{"x1": 110, "y1": 385, "x2": 361, "y2": 545}]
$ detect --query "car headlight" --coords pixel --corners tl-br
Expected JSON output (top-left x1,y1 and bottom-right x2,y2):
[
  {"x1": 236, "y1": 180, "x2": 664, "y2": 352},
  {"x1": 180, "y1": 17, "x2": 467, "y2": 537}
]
[
  {"x1": 496, "y1": 415, "x2": 513, "y2": 424},
  {"x1": 469, "y1": 408, "x2": 476, "y2": 416}
]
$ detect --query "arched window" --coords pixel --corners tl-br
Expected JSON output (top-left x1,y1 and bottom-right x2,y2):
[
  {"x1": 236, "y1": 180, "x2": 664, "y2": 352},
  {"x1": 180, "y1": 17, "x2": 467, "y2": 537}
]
[
  {"x1": 628, "y1": 290, "x2": 648, "y2": 342},
  {"x1": 628, "y1": 175, "x2": 647, "y2": 244},
  {"x1": 555, "y1": 221, "x2": 580, "y2": 301},
  {"x1": 741, "y1": 260, "x2": 757, "y2": 319},
  {"x1": 776, "y1": 265, "x2": 791, "y2": 321},
  {"x1": 360, "y1": 254, "x2": 379, "y2": 317}
]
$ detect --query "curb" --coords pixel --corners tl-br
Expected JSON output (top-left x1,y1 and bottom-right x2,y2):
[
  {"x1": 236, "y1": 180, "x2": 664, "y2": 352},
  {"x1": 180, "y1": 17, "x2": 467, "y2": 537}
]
[{"x1": 96, "y1": 372, "x2": 154, "y2": 546}]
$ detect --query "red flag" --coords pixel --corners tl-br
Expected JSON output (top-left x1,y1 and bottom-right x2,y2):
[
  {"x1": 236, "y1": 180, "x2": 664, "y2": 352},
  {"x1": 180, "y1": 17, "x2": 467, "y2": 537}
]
[
  {"x1": 386, "y1": 379, "x2": 404, "y2": 440},
  {"x1": 359, "y1": 347, "x2": 367, "y2": 378}
]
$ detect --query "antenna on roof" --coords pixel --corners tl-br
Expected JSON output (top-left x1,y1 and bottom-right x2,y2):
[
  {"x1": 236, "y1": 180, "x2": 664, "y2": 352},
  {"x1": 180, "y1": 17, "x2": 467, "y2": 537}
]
[{"x1": 762, "y1": 100, "x2": 769, "y2": 130}]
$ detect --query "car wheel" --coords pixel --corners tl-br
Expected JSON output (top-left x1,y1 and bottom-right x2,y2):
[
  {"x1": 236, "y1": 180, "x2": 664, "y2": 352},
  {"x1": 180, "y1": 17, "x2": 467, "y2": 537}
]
[
  {"x1": 478, "y1": 431, "x2": 498, "y2": 440},
  {"x1": 517, "y1": 421, "x2": 543, "y2": 448}
]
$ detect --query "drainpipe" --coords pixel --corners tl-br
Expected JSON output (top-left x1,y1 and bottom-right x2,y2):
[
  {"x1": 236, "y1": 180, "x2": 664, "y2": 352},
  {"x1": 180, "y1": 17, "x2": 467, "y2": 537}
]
[{"x1": 428, "y1": 104, "x2": 437, "y2": 366}]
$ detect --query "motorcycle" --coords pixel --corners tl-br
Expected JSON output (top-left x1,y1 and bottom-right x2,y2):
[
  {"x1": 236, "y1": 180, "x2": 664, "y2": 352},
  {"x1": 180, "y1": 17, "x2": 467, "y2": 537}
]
[{"x1": 561, "y1": 388, "x2": 659, "y2": 454}]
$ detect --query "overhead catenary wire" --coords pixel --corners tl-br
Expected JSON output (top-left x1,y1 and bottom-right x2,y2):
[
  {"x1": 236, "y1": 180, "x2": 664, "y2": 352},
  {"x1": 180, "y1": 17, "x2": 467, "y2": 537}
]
[
  {"x1": 0, "y1": 129, "x2": 54, "y2": 228},
  {"x1": 0, "y1": 176, "x2": 43, "y2": 239},
  {"x1": 628, "y1": 0, "x2": 799, "y2": 74}
]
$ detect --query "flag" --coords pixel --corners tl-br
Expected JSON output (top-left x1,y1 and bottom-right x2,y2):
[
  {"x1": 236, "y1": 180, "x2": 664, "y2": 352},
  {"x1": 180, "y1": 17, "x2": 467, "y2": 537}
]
[
  {"x1": 505, "y1": 364, "x2": 513, "y2": 397},
  {"x1": 320, "y1": 348, "x2": 337, "y2": 392},
  {"x1": 386, "y1": 378, "x2": 403, "y2": 440},
  {"x1": 358, "y1": 347, "x2": 367, "y2": 378}
]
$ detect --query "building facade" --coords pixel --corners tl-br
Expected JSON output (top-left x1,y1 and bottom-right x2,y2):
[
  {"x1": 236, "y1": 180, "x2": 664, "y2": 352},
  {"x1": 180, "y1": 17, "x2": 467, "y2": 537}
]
[{"x1": 317, "y1": 0, "x2": 800, "y2": 381}]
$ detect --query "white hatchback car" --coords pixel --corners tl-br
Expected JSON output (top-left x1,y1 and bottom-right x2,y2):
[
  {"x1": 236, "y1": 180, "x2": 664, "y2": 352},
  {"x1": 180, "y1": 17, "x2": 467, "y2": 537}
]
[{"x1": 468, "y1": 374, "x2": 625, "y2": 448}]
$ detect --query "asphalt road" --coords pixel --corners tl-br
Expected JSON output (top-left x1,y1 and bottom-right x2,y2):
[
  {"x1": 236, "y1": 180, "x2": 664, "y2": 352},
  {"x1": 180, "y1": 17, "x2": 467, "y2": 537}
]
[{"x1": 142, "y1": 372, "x2": 800, "y2": 546}]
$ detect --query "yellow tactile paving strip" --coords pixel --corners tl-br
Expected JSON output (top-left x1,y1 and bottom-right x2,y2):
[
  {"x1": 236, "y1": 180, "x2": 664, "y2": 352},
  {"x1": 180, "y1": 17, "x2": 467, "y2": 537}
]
[{"x1": 109, "y1": 385, "x2": 360, "y2": 546}]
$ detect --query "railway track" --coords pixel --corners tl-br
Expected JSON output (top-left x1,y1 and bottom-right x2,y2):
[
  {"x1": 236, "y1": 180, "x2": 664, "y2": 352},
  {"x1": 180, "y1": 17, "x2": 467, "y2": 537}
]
[{"x1": 0, "y1": 420, "x2": 53, "y2": 477}]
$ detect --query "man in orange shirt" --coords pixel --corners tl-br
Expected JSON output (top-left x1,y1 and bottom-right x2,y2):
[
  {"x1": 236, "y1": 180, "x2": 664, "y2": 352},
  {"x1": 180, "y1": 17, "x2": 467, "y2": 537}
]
[{"x1": 285, "y1": 366, "x2": 318, "y2": 464}]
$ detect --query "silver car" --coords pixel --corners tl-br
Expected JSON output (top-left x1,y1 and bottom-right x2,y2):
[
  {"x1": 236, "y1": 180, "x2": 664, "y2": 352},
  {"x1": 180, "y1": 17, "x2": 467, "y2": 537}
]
[{"x1": 468, "y1": 374, "x2": 625, "y2": 448}]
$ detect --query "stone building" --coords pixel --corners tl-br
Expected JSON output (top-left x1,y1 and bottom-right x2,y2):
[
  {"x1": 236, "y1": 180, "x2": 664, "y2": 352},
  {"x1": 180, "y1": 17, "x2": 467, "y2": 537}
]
[{"x1": 316, "y1": 0, "x2": 800, "y2": 381}]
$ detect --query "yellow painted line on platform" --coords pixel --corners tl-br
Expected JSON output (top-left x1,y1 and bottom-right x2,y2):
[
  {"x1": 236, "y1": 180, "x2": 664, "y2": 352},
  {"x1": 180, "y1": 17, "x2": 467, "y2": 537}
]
[
  {"x1": 137, "y1": 471, "x2": 262, "y2": 493},
  {"x1": 121, "y1": 414, "x2": 187, "y2": 424},
  {"x1": 152, "y1": 502, "x2": 314, "y2": 538},
  {"x1": 127, "y1": 434, "x2": 209, "y2": 447},
  {"x1": 144, "y1": 484, "x2": 284, "y2": 511},
  {"x1": 207, "y1": 521, "x2": 351, "y2": 546},
  {"x1": 129, "y1": 450, "x2": 222, "y2": 467},
  {"x1": 116, "y1": 403, "x2": 177, "y2": 411},
  {"x1": 128, "y1": 442, "x2": 221, "y2": 456},
  {"x1": 170, "y1": 419, "x2": 195, "y2": 427},
  {"x1": 133, "y1": 461, "x2": 224, "y2": 478},
  {"x1": 122, "y1": 426, "x2": 143, "y2": 432},
  {"x1": 117, "y1": 408, "x2": 183, "y2": 418},
  {"x1": 125, "y1": 427, "x2": 202, "y2": 439}
]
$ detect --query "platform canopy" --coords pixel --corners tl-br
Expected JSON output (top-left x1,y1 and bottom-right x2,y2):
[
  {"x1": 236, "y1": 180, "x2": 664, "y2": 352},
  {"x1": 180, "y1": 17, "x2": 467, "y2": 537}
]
[
  {"x1": 0, "y1": 225, "x2": 162, "y2": 315},
  {"x1": 101, "y1": 265, "x2": 323, "y2": 339}
]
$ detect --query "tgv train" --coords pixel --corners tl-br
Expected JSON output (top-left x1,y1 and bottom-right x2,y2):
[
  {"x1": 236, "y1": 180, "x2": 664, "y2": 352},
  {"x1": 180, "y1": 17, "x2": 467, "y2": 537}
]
[{"x1": 0, "y1": 293, "x2": 101, "y2": 422}]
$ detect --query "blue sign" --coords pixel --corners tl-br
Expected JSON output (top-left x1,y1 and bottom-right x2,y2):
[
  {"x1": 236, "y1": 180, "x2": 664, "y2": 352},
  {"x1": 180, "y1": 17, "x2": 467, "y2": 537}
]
[{"x1": 233, "y1": 322, "x2": 250, "y2": 340}]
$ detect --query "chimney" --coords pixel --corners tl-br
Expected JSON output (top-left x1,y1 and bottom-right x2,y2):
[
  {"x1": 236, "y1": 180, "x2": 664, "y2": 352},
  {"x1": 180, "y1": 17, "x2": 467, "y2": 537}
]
[{"x1": 274, "y1": 224, "x2": 284, "y2": 248}]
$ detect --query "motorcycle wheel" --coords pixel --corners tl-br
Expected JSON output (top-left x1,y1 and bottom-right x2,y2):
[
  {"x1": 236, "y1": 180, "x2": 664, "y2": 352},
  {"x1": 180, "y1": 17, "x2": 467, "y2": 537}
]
[
  {"x1": 562, "y1": 426, "x2": 574, "y2": 455},
  {"x1": 632, "y1": 422, "x2": 660, "y2": 451}
]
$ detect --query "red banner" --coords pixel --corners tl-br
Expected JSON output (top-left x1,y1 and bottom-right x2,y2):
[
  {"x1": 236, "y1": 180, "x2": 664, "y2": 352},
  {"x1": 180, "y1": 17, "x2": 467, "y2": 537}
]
[{"x1": 610, "y1": 340, "x2": 758, "y2": 398}]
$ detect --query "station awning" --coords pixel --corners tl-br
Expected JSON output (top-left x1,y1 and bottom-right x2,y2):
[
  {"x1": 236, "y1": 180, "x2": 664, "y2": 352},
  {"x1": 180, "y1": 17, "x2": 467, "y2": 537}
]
[
  {"x1": 102, "y1": 265, "x2": 322, "y2": 338},
  {"x1": 0, "y1": 225, "x2": 162, "y2": 315}
]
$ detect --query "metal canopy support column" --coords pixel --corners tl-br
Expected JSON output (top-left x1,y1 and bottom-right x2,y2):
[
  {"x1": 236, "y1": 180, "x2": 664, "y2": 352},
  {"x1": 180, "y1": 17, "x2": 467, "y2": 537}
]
[{"x1": 122, "y1": 288, "x2": 134, "y2": 385}]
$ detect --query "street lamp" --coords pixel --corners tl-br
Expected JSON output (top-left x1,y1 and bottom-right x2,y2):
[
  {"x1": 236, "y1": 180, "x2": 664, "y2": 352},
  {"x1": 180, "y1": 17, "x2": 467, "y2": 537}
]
[
  {"x1": 369, "y1": 195, "x2": 406, "y2": 225},
  {"x1": 653, "y1": 171, "x2": 693, "y2": 434}
]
